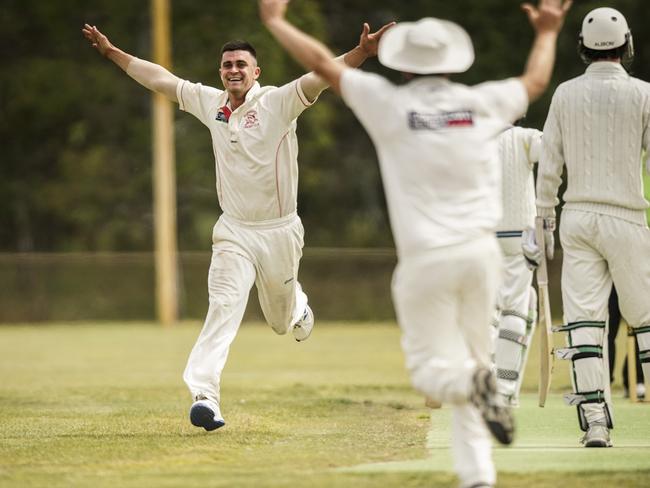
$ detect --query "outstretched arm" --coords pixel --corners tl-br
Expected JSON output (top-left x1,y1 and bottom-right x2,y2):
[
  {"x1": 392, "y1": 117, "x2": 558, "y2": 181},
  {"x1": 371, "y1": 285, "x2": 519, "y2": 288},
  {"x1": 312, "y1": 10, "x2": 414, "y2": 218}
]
[
  {"x1": 519, "y1": 0, "x2": 573, "y2": 102},
  {"x1": 82, "y1": 24, "x2": 180, "y2": 102},
  {"x1": 297, "y1": 21, "x2": 394, "y2": 102},
  {"x1": 259, "y1": 0, "x2": 381, "y2": 96}
]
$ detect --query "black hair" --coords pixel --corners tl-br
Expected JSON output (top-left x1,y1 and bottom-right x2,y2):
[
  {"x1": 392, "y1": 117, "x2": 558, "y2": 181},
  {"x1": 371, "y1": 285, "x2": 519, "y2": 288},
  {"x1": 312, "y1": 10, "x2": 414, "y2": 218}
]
[
  {"x1": 221, "y1": 40, "x2": 257, "y2": 59},
  {"x1": 578, "y1": 39, "x2": 634, "y2": 70},
  {"x1": 579, "y1": 43, "x2": 628, "y2": 62}
]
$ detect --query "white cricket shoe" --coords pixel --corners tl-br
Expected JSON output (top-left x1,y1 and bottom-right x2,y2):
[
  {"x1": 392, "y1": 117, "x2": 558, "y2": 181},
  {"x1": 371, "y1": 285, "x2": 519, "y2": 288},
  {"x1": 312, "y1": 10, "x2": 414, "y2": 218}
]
[
  {"x1": 623, "y1": 383, "x2": 646, "y2": 400},
  {"x1": 580, "y1": 423, "x2": 612, "y2": 448},
  {"x1": 292, "y1": 305, "x2": 314, "y2": 342},
  {"x1": 190, "y1": 396, "x2": 225, "y2": 431}
]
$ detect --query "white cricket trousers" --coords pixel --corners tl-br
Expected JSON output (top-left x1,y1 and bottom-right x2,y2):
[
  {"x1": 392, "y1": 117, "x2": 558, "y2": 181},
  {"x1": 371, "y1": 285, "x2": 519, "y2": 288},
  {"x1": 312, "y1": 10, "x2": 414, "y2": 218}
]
[
  {"x1": 392, "y1": 235, "x2": 502, "y2": 488},
  {"x1": 496, "y1": 238, "x2": 533, "y2": 319},
  {"x1": 560, "y1": 209, "x2": 650, "y2": 424},
  {"x1": 183, "y1": 212, "x2": 308, "y2": 405}
]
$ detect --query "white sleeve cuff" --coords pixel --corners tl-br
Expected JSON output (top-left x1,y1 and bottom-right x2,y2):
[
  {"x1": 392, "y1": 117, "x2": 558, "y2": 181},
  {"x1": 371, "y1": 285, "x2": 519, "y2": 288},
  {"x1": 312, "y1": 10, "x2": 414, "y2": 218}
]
[
  {"x1": 295, "y1": 78, "x2": 318, "y2": 107},
  {"x1": 537, "y1": 207, "x2": 556, "y2": 219}
]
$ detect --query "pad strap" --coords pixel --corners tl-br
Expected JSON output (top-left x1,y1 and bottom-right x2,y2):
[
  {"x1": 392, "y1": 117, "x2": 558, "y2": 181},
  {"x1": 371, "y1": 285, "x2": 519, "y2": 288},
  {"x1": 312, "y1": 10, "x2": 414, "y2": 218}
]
[
  {"x1": 496, "y1": 230, "x2": 523, "y2": 238},
  {"x1": 632, "y1": 324, "x2": 650, "y2": 335},
  {"x1": 497, "y1": 368, "x2": 519, "y2": 381},
  {"x1": 498, "y1": 328, "x2": 528, "y2": 346},
  {"x1": 556, "y1": 345, "x2": 603, "y2": 361},
  {"x1": 563, "y1": 389, "x2": 606, "y2": 406},
  {"x1": 640, "y1": 349, "x2": 650, "y2": 364},
  {"x1": 553, "y1": 320, "x2": 606, "y2": 333},
  {"x1": 502, "y1": 309, "x2": 534, "y2": 327}
]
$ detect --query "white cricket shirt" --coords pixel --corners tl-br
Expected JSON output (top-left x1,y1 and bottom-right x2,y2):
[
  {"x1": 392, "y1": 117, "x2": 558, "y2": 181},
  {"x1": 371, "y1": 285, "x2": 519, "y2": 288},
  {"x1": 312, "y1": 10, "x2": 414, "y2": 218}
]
[
  {"x1": 496, "y1": 127, "x2": 542, "y2": 232},
  {"x1": 536, "y1": 62, "x2": 650, "y2": 225},
  {"x1": 177, "y1": 79, "x2": 314, "y2": 222},
  {"x1": 340, "y1": 70, "x2": 528, "y2": 258}
]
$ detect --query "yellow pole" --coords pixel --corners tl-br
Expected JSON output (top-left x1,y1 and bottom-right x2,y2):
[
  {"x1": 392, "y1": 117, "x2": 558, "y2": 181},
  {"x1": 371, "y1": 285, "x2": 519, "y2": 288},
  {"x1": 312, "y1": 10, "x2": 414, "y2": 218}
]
[{"x1": 151, "y1": 0, "x2": 178, "y2": 326}]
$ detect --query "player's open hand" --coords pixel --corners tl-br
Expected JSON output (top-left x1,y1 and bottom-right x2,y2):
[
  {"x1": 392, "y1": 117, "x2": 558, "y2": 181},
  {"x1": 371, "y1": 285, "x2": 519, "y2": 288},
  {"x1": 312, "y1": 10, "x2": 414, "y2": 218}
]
[
  {"x1": 521, "y1": 0, "x2": 573, "y2": 35},
  {"x1": 358, "y1": 22, "x2": 396, "y2": 57},
  {"x1": 82, "y1": 24, "x2": 113, "y2": 57},
  {"x1": 259, "y1": 0, "x2": 289, "y2": 25}
]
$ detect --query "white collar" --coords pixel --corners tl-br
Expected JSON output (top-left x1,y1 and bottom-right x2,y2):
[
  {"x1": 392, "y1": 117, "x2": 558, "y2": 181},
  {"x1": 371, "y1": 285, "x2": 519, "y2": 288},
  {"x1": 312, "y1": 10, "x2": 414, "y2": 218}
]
[
  {"x1": 244, "y1": 81, "x2": 261, "y2": 101},
  {"x1": 586, "y1": 61, "x2": 627, "y2": 76},
  {"x1": 221, "y1": 81, "x2": 262, "y2": 110}
]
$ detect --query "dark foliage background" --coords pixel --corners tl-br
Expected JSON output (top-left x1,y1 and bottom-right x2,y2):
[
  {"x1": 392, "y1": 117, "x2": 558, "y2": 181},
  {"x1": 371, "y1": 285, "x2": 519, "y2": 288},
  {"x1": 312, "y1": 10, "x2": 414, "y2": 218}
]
[{"x1": 1, "y1": 0, "x2": 648, "y2": 252}]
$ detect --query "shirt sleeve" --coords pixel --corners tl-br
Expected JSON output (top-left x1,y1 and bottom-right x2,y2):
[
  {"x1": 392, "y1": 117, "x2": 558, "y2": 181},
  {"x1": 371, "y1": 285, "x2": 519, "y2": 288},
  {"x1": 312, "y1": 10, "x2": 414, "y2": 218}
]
[
  {"x1": 536, "y1": 89, "x2": 565, "y2": 218},
  {"x1": 261, "y1": 79, "x2": 315, "y2": 124},
  {"x1": 474, "y1": 78, "x2": 529, "y2": 124},
  {"x1": 526, "y1": 128, "x2": 543, "y2": 167},
  {"x1": 643, "y1": 93, "x2": 650, "y2": 173},
  {"x1": 339, "y1": 68, "x2": 398, "y2": 138},
  {"x1": 176, "y1": 80, "x2": 223, "y2": 127}
]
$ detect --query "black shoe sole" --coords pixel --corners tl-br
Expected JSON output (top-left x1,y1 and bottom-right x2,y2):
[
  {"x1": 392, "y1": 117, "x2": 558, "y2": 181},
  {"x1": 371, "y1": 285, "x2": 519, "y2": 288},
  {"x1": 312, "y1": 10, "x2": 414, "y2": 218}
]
[
  {"x1": 584, "y1": 440, "x2": 612, "y2": 448},
  {"x1": 190, "y1": 404, "x2": 225, "y2": 431},
  {"x1": 472, "y1": 369, "x2": 515, "y2": 445},
  {"x1": 485, "y1": 419, "x2": 514, "y2": 445}
]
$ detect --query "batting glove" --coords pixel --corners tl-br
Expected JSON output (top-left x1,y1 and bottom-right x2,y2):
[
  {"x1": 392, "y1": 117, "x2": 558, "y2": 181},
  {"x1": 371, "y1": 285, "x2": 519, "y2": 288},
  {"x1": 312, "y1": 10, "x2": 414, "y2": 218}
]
[
  {"x1": 542, "y1": 218, "x2": 556, "y2": 260},
  {"x1": 522, "y1": 227, "x2": 542, "y2": 269}
]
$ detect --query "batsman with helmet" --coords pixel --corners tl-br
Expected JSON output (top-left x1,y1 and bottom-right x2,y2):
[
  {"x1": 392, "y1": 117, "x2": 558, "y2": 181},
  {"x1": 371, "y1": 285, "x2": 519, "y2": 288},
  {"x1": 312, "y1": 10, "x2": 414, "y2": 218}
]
[{"x1": 531, "y1": 7, "x2": 650, "y2": 447}]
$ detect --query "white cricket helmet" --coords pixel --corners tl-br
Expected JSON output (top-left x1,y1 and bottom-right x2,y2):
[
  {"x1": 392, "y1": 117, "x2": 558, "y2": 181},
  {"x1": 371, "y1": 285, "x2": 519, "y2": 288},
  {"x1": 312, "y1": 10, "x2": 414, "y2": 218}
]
[{"x1": 580, "y1": 7, "x2": 631, "y2": 50}]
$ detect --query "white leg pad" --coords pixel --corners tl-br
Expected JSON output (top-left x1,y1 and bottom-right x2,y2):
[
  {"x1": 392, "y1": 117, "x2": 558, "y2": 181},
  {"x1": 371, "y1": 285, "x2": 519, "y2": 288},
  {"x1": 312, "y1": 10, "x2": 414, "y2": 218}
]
[
  {"x1": 635, "y1": 325, "x2": 650, "y2": 382},
  {"x1": 513, "y1": 287, "x2": 538, "y2": 401},
  {"x1": 495, "y1": 311, "x2": 529, "y2": 400},
  {"x1": 556, "y1": 320, "x2": 611, "y2": 430}
]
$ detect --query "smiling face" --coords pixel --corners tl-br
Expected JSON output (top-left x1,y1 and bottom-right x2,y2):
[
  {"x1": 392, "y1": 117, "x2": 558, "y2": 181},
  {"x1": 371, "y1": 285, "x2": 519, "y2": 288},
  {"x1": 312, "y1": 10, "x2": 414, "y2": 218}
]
[{"x1": 219, "y1": 50, "x2": 261, "y2": 100}]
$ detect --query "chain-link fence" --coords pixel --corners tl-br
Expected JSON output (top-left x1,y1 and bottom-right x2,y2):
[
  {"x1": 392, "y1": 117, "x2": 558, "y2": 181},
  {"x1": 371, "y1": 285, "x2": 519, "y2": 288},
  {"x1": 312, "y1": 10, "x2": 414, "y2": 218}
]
[{"x1": 0, "y1": 248, "x2": 564, "y2": 323}]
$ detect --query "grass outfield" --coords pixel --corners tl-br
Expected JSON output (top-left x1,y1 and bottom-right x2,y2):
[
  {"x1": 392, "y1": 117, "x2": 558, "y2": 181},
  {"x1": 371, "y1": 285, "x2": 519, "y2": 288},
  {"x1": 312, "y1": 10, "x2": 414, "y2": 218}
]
[{"x1": 0, "y1": 322, "x2": 648, "y2": 487}]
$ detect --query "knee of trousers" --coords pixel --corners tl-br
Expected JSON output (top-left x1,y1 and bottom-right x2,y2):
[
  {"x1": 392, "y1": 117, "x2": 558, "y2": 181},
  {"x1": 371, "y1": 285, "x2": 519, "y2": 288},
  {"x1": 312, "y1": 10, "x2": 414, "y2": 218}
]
[
  {"x1": 260, "y1": 303, "x2": 295, "y2": 335},
  {"x1": 408, "y1": 363, "x2": 434, "y2": 401},
  {"x1": 267, "y1": 309, "x2": 294, "y2": 335},
  {"x1": 495, "y1": 312, "x2": 529, "y2": 381},
  {"x1": 555, "y1": 320, "x2": 611, "y2": 429},
  {"x1": 409, "y1": 360, "x2": 469, "y2": 405}
]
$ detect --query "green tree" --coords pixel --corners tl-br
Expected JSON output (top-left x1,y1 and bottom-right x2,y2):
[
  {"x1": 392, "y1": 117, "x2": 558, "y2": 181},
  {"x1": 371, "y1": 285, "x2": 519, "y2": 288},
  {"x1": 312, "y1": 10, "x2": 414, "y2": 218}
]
[{"x1": 1, "y1": 0, "x2": 648, "y2": 251}]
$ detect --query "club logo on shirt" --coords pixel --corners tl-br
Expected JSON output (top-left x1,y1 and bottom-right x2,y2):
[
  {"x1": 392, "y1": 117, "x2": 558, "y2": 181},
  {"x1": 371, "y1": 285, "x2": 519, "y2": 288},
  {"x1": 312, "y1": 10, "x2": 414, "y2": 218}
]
[
  {"x1": 408, "y1": 110, "x2": 474, "y2": 130},
  {"x1": 243, "y1": 109, "x2": 260, "y2": 129},
  {"x1": 216, "y1": 105, "x2": 232, "y2": 123}
]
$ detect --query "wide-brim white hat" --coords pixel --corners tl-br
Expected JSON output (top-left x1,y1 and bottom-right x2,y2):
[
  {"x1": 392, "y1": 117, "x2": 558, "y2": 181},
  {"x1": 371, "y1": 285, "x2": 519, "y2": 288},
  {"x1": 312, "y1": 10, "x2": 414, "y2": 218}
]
[{"x1": 378, "y1": 17, "x2": 474, "y2": 74}]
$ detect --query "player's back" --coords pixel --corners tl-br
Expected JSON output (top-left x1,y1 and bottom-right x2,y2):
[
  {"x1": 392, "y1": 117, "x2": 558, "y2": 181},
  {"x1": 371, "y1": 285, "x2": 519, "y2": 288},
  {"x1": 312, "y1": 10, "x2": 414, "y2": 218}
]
[{"x1": 546, "y1": 62, "x2": 650, "y2": 219}]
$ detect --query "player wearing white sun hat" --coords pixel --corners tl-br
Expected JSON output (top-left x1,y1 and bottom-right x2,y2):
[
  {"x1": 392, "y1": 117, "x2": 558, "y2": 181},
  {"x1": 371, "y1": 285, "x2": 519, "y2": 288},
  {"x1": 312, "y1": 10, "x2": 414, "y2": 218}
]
[{"x1": 259, "y1": 0, "x2": 572, "y2": 486}]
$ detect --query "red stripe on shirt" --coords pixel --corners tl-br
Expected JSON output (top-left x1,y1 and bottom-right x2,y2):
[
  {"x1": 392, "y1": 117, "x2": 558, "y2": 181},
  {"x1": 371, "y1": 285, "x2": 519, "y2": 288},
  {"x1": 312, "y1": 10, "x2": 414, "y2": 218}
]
[
  {"x1": 446, "y1": 119, "x2": 473, "y2": 127},
  {"x1": 295, "y1": 80, "x2": 310, "y2": 107},
  {"x1": 274, "y1": 131, "x2": 290, "y2": 217}
]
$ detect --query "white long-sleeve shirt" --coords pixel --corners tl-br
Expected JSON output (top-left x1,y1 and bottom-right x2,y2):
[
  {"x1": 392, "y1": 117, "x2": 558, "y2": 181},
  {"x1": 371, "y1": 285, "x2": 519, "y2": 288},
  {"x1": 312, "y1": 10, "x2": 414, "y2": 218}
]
[
  {"x1": 125, "y1": 58, "x2": 316, "y2": 222},
  {"x1": 496, "y1": 127, "x2": 542, "y2": 232},
  {"x1": 536, "y1": 62, "x2": 650, "y2": 226},
  {"x1": 339, "y1": 70, "x2": 528, "y2": 258},
  {"x1": 177, "y1": 80, "x2": 314, "y2": 222}
]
